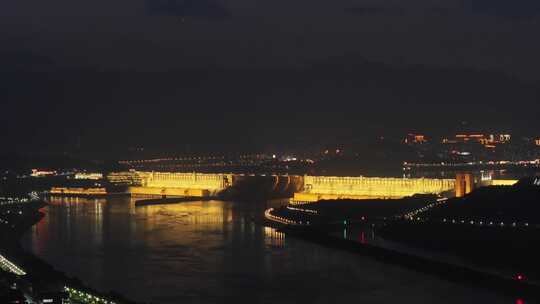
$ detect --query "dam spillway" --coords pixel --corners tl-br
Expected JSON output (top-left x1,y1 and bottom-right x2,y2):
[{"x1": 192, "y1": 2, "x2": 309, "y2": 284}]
[
  {"x1": 108, "y1": 171, "x2": 233, "y2": 197},
  {"x1": 292, "y1": 176, "x2": 457, "y2": 202},
  {"x1": 108, "y1": 171, "x2": 459, "y2": 200}
]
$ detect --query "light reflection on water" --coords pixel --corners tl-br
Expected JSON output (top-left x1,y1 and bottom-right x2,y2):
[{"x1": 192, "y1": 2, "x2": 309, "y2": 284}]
[{"x1": 22, "y1": 196, "x2": 515, "y2": 304}]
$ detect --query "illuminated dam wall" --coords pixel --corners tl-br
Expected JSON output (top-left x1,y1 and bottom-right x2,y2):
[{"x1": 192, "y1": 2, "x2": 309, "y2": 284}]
[
  {"x1": 125, "y1": 172, "x2": 234, "y2": 197},
  {"x1": 293, "y1": 176, "x2": 456, "y2": 202},
  {"x1": 108, "y1": 171, "x2": 304, "y2": 198},
  {"x1": 485, "y1": 179, "x2": 518, "y2": 186},
  {"x1": 109, "y1": 171, "x2": 516, "y2": 200}
]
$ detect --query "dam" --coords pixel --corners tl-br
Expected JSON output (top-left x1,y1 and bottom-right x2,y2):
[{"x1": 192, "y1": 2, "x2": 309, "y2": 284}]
[
  {"x1": 107, "y1": 171, "x2": 302, "y2": 198},
  {"x1": 292, "y1": 176, "x2": 457, "y2": 203},
  {"x1": 106, "y1": 171, "x2": 471, "y2": 200},
  {"x1": 108, "y1": 171, "x2": 234, "y2": 197}
]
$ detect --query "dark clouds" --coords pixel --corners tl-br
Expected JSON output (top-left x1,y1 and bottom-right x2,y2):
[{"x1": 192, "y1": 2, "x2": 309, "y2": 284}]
[
  {"x1": 2, "y1": 0, "x2": 540, "y2": 76},
  {"x1": 2, "y1": 56, "x2": 538, "y2": 151}
]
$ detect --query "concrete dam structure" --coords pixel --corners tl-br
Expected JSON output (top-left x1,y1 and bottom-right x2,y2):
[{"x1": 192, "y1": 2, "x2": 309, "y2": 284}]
[
  {"x1": 293, "y1": 176, "x2": 456, "y2": 202},
  {"x1": 107, "y1": 171, "x2": 233, "y2": 197},
  {"x1": 108, "y1": 171, "x2": 302, "y2": 198},
  {"x1": 126, "y1": 172, "x2": 234, "y2": 197},
  {"x1": 107, "y1": 171, "x2": 514, "y2": 201}
]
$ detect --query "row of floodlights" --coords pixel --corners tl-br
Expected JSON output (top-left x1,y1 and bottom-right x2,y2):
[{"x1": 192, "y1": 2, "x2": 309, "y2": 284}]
[
  {"x1": 0, "y1": 254, "x2": 26, "y2": 276},
  {"x1": 403, "y1": 198, "x2": 448, "y2": 219},
  {"x1": 286, "y1": 206, "x2": 318, "y2": 214},
  {"x1": 64, "y1": 286, "x2": 116, "y2": 304},
  {"x1": 441, "y1": 218, "x2": 530, "y2": 227},
  {"x1": 264, "y1": 208, "x2": 310, "y2": 226},
  {"x1": 408, "y1": 217, "x2": 532, "y2": 228},
  {"x1": 289, "y1": 200, "x2": 312, "y2": 206}
]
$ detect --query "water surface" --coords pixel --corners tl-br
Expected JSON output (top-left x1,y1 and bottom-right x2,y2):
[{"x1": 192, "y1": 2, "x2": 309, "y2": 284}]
[{"x1": 22, "y1": 196, "x2": 517, "y2": 303}]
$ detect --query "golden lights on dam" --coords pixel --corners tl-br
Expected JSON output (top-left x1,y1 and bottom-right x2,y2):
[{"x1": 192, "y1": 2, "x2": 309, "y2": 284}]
[
  {"x1": 105, "y1": 171, "x2": 518, "y2": 201},
  {"x1": 294, "y1": 176, "x2": 456, "y2": 202},
  {"x1": 108, "y1": 171, "x2": 233, "y2": 197},
  {"x1": 52, "y1": 169, "x2": 519, "y2": 202},
  {"x1": 106, "y1": 171, "x2": 461, "y2": 200}
]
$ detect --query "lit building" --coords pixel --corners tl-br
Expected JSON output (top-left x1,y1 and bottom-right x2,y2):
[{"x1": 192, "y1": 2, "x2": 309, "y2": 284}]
[
  {"x1": 30, "y1": 169, "x2": 57, "y2": 177},
  {"x1": 442, "y1": 134, "x2": 510, "y2": 147},
  {"x1": 74, "y1": 173, "x2": 103, "y2": 180},
  {"x1": 107, "y1": 170, "x2": 143, "y2": 186},
  {"x1": 491, "y1": 134, "x2": 511, "y2": 143},
  {"x1": 455, "y1": 134, "x2": 485, "y2": 143},
  {"x1": 404, "y1": 133, "x2": 427, "y2": 144},
  {"x1": 535, "y1": 139, "x2": 540, "y2": 146}
]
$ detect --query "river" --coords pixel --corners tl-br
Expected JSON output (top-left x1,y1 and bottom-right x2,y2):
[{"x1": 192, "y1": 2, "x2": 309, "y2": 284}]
[{"x1": 20, "y1": 196, "x2": 517, "y2": 303}]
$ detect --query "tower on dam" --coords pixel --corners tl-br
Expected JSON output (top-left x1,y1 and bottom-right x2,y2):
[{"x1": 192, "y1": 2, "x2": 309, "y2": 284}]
[
  {"x1": 454, "y1": 173, "x2": 517, "y2": 197},
  {"x1": 455, "y1": 173, "x2": 475, "y2": 198}
]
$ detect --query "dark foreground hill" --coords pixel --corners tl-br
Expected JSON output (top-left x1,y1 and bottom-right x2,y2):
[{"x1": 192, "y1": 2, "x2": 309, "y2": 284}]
[
  {"x1": 379, "y1": 178, "x2": 540, "y2": 280},
  {"x1": 427, "y1": 177, "x2": 540, "y2": 222}
]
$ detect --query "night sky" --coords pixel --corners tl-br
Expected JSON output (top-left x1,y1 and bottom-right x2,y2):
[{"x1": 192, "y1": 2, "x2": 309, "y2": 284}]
[{"x1": 2, "y1": 0, "x2": 540, "y2": 153}]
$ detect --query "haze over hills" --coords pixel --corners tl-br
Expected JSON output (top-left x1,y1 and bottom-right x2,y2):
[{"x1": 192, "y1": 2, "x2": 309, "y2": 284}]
[{"x1": 2, "y1": 54, "x2": 538, "y2": 154}]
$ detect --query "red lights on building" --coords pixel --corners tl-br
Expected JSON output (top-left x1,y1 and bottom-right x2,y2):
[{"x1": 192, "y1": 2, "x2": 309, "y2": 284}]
[{"x1": 404, "y1": 133, "x2": 427, "y2": 144}]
